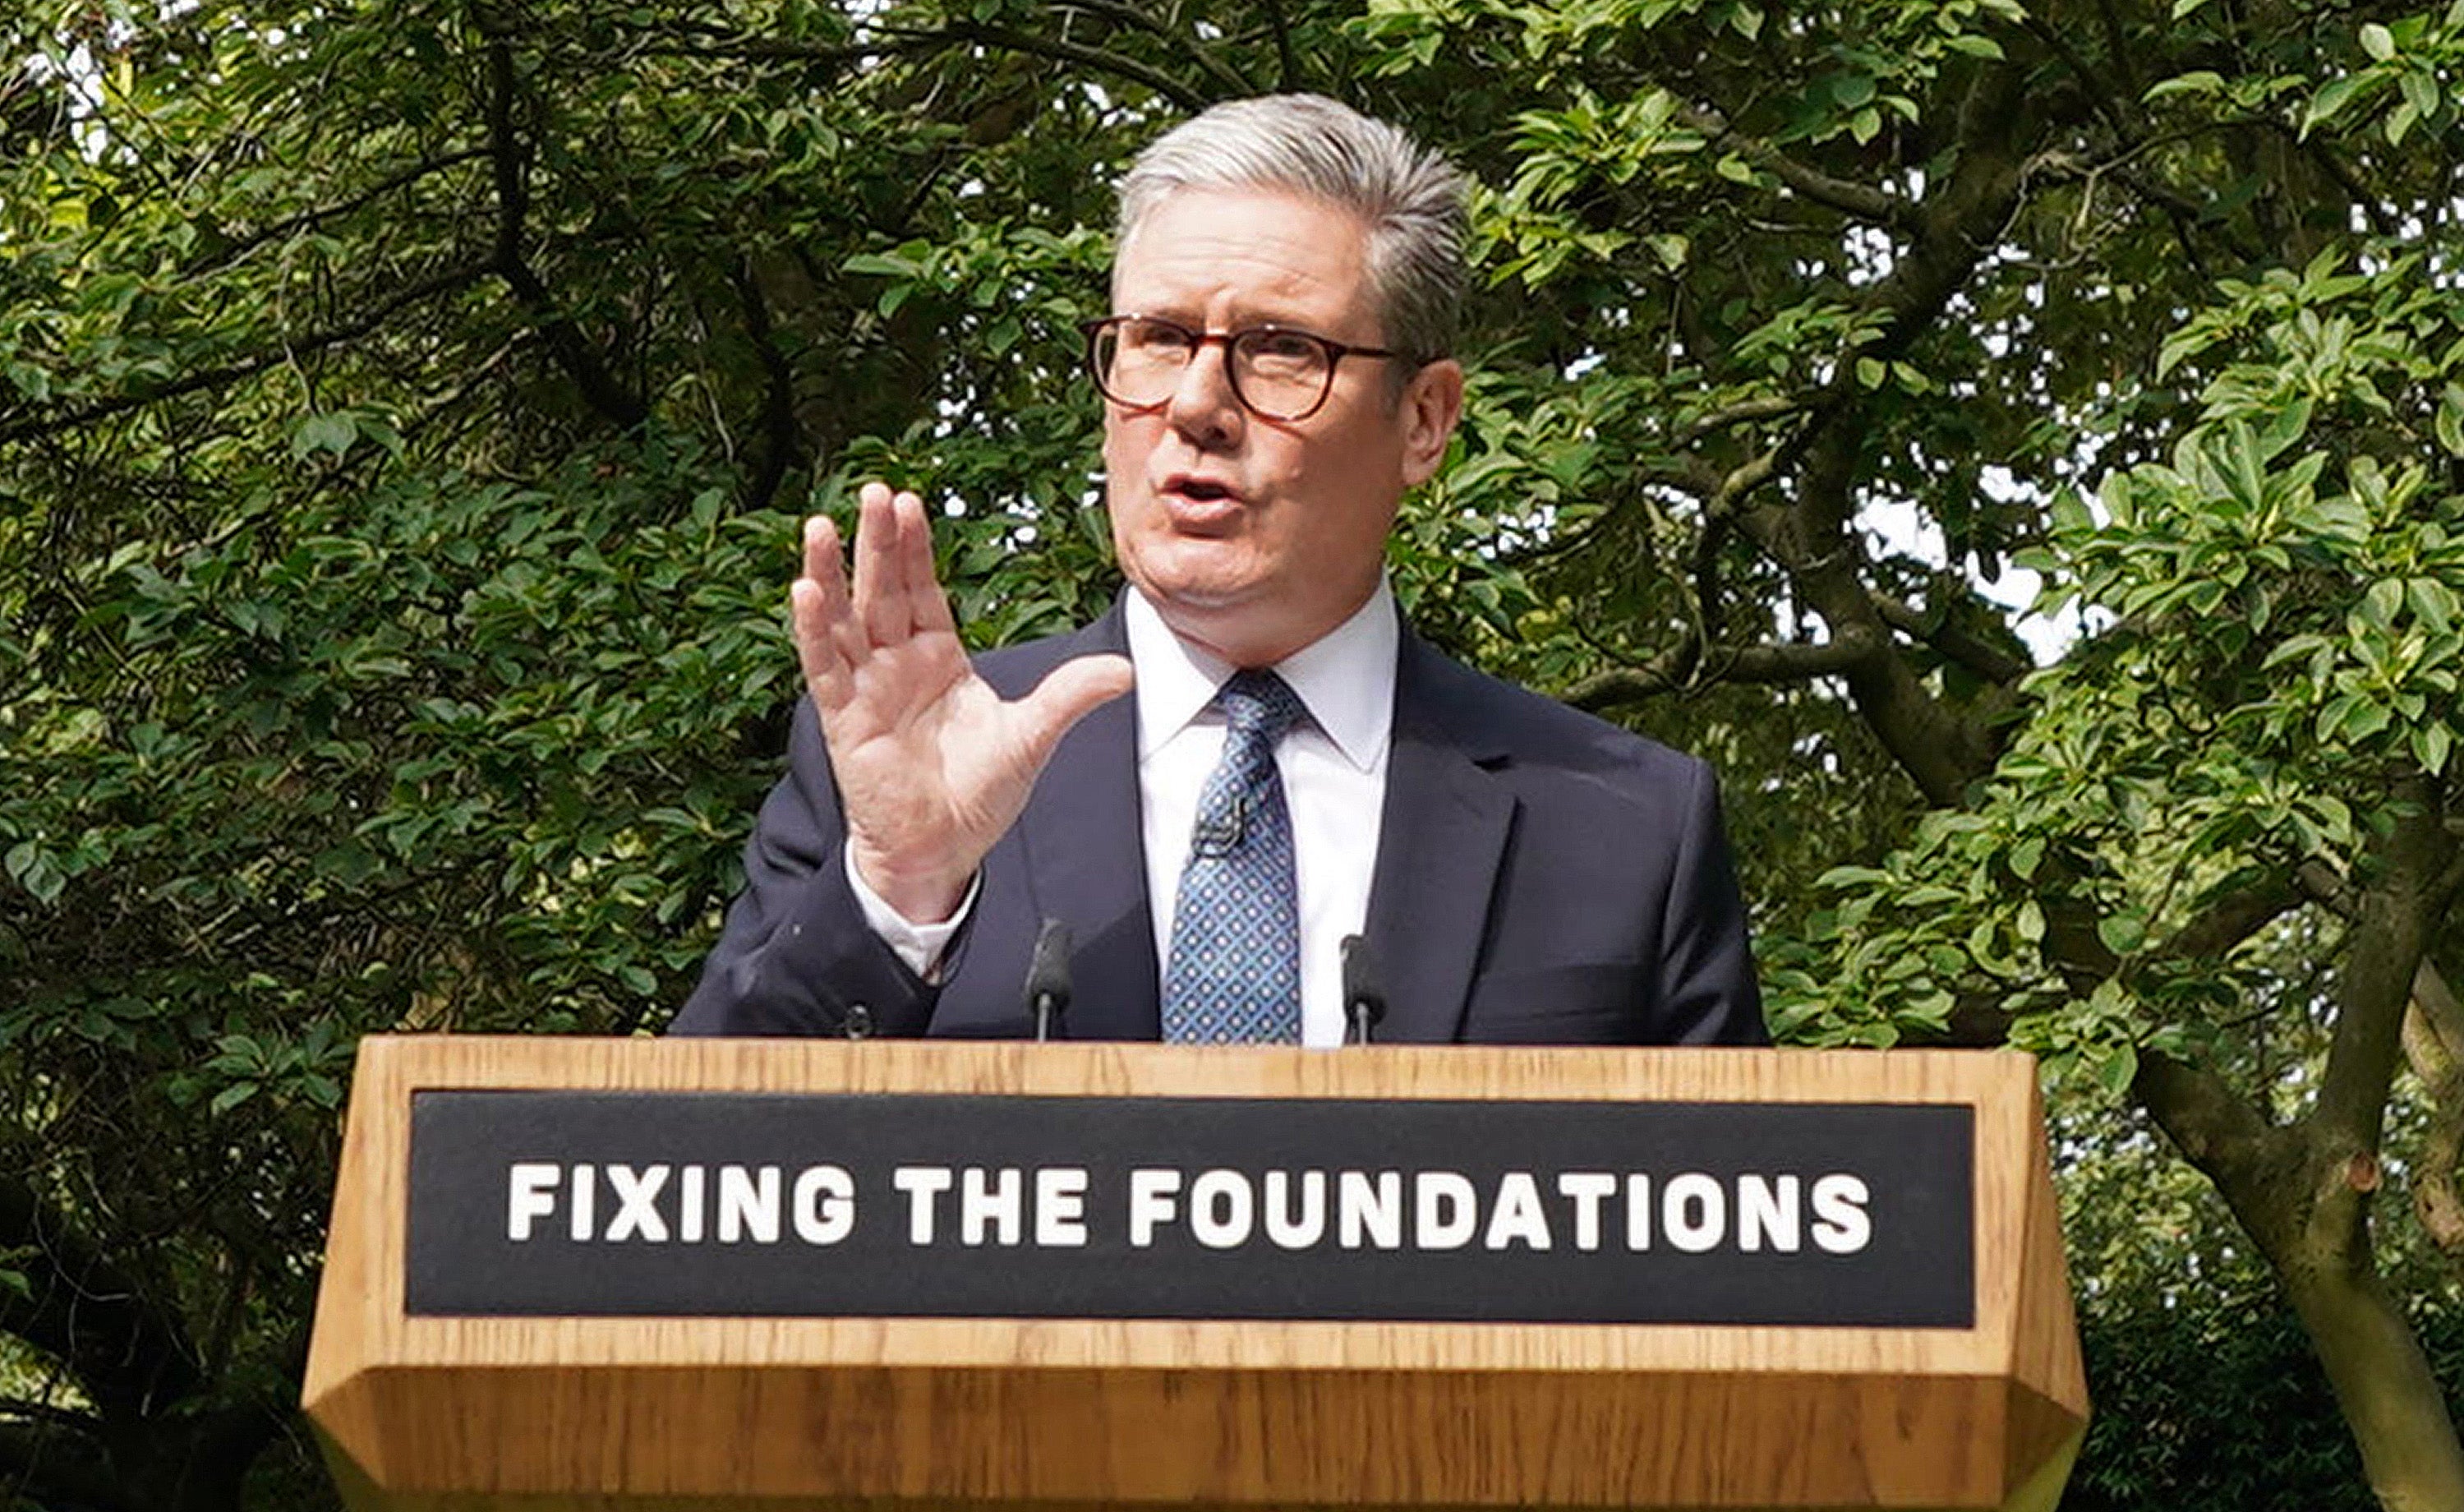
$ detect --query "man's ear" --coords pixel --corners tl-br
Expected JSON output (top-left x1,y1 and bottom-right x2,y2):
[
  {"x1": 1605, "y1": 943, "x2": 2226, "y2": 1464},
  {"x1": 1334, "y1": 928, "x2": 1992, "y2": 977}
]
[{"x1": 1399, "y1": 358, "x2": 1466, "y2": 488}]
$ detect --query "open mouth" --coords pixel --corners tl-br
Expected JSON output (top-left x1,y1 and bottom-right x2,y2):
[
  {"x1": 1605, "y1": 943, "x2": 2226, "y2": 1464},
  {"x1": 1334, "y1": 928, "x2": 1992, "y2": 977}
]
[{"x1": 1172, "y1": 477, "x2": 1237, "y2": 503}]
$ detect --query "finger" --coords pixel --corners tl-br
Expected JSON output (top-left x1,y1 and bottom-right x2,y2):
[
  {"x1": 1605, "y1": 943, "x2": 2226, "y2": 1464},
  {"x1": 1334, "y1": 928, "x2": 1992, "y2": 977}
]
[
  {"x1": 894, "y1": 490, "x2": 959, "y2": 637},
  {"x1": 793, "y1": 516, "x2": 859, "y2": 708},
  {"x1": 1013, "y1": 653, "x2": 1136, "y2": 762},
  {"x1": 790, "y1": 576, "x2": 852, "y2": 712},
  {"x1": 800, "y1": 509, "x2": 845, "y2": 590},
  {"x1": 851, "y1": 482, "x2": 907, "y2": 648},
  {"x1": 796, "y1": 513, "x2": 864, "y2": 676}
]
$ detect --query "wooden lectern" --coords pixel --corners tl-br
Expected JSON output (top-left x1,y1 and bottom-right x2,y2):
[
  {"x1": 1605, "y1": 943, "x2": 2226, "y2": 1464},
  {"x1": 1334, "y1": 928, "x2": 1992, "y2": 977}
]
[{"x1": 304, "y1": 1038, "x2": 2086, "y2": 1512}]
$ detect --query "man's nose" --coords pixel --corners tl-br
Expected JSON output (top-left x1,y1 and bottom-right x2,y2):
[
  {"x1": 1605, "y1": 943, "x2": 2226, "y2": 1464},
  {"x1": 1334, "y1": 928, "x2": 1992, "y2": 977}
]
[{"x1": 1163, "y1": 340, "x2": 1245, "y2": 446}]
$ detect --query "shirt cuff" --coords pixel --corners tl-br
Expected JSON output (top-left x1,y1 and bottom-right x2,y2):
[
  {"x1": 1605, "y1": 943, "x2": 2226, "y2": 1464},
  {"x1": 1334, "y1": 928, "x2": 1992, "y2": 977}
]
[{"x1": 844, "y1": 848, "x2": 977, "y2": 981}]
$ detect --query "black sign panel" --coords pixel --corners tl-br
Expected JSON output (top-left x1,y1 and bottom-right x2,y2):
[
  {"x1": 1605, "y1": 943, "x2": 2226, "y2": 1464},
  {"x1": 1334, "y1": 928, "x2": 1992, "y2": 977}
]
[{"x1": 406, "y1": 1092, "x2": 1972, "y2": 1326}]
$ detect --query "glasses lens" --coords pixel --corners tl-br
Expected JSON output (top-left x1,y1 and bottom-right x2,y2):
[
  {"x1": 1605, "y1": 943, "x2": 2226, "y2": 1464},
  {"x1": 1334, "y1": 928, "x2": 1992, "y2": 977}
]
[
  {"x1": 1093, "y1": 317, "x2": 1190, "y2": 408},
  {"x1": 1085, "y1": 318, "x2": 1338, "y2": 420},
  {"x1": 1232, "y1": 329, "x2": 1333, "y2": 420}
]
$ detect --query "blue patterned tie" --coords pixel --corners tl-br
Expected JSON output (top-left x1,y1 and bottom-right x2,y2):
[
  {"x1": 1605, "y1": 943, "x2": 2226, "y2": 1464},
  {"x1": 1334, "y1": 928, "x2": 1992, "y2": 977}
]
[{"x1": 1162, "y1": 669, "x2": 1309, "y2": 1044}]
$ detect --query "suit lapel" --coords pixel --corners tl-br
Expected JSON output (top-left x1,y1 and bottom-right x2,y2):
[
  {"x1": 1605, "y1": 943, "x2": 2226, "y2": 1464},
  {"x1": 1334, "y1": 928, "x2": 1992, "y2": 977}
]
[
  {"x1": 1011, "y1": 605, "x2": 1162, "y2": 1040},
  {"x1": 995, "y1": 609, "x2": 1510, "y2": 1043},
  {"x1": 1363, "y1": 634, "x2": 1516, "y2": 1043}
]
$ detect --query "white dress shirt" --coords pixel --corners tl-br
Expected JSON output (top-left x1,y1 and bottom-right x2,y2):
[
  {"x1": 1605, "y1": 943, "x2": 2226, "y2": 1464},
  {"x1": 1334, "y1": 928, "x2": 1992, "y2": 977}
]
[
  {"x1": 1126, "y1": 583, "x2": 1394, "y2": 1047},
  {"x1": 851, "y1": 583, "x2": 1398, "y2": 1046}
]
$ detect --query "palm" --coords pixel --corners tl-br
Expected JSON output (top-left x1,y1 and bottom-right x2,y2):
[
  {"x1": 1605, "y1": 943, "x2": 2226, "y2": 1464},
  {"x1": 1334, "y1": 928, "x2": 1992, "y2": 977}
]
[{"x1": 794, "y1": 486, "x2": 1131, "y2": 922}]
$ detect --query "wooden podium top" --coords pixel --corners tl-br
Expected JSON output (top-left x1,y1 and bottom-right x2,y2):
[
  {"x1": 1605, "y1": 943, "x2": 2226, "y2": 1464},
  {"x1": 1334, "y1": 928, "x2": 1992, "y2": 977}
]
[{"x1": 305, "y1": 1038, "x2": 2087, "y2": 1512}]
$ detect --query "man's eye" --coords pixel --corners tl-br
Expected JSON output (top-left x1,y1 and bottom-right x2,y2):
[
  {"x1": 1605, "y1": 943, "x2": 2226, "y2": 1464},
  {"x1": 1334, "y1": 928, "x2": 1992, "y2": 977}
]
[
  {"x1": 1244, "y1": 331, "x2": 1322, "y2": 365},
  {"x1": 1131, "y1": 321, "x2": 1195, "y2": 353}
]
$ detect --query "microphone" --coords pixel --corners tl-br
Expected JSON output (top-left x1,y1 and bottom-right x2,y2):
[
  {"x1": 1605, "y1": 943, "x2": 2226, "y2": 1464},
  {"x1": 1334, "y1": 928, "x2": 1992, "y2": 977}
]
[
  {"x1": 1189, "y1": 795, "x2": 1249, "y2": 858},
  {"x1": 1341, "y1": 933, "x2": 1386, "y2": 1045},
  {"x1": 1026, "y1": 918, "x2": 1073, "y2": 1042}
]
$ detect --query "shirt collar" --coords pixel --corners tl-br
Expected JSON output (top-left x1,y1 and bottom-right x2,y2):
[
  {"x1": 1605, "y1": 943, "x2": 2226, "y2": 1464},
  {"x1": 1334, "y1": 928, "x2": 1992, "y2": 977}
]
[{"x1": 1125, "y1": 582, "x2": 1398, "y2": 772}]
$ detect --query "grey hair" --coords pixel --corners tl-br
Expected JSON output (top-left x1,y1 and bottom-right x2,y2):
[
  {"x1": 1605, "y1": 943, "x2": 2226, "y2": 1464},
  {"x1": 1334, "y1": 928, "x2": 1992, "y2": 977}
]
[{"x1": 1116, "y1": 94, "x2": 1467, "y2": 367}]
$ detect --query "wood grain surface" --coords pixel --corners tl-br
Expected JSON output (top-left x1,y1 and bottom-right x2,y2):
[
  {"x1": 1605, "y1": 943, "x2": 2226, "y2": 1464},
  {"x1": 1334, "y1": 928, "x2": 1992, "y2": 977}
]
[{"x1": 304, "y1": 1038, "x2": 2089, "y2": 1512}]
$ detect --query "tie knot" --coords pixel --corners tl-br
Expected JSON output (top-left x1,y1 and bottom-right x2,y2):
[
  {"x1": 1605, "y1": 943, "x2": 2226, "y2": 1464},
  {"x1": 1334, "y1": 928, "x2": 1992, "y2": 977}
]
[{"x1": 1218, "y1": 668, "x2": 1308, "y2": 745}]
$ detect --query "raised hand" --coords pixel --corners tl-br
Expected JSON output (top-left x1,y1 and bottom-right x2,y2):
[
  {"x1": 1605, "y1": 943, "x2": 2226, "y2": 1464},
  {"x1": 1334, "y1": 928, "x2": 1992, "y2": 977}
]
[{"x1": 792, "y1": 483, "x2": 1134, "y2": 924}]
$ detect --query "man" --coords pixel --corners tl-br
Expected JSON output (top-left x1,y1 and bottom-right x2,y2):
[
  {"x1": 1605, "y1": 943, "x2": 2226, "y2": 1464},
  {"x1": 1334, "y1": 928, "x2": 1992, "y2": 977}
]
[{"x1": 671, "y1": 94, "x2": 1763, "y2": 1045}]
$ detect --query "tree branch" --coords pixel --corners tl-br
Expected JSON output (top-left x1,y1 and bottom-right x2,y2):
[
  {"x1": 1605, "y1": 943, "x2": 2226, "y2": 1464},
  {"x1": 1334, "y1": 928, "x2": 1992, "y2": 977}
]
[
  {"x1": 2316, "y1": 775, "x2": 2455, "y2": 1151},
  {"x1": 481, "y1": 35, "x2": 648, "y2": 430},
  {"x1": 1562, "y1": 626, "x2": 1887, "y2": 710},
  {"x1": 2015, "y1": 12, "x2": 2135, "y2": 136},
  {"x1": 2437, "y1": 844, "x2": 2464, "y2": 919},
  {"x1": 1702, "y1": 445, "x2": 1781, "y2": 528},
  {"x1": 1678, "y1": 394, "x2": 1811, "y2": 445},
  {"x1": 874, "y1": 20, "x2": 1211, "y2": 111},
  {"x1": 1727, "y1": 62, "x2": 2061, "y2": 804},
  {"x1": 0, "y1": 1175, "x2": 200, "y2": 1420},
  {"x1": 1048, "y1": 0, "x2": 1257, "y2": 98},
  {"x1": 1251, "y1": 0, "x2": 1301, "y2": 90},
  {"x1": 1675, "y1": 104, "x2": 1923, "y2": 231},
  {"x1": 185, "y1": 146, "x2": 491, "y2": 276},
  {"x1": 2161, "y1": 871, "x2": 2304, "y2": 962},
  {"x1": 2092, "y1": 0, "x2": 2138, "y2": 99},
  {"x1": 1679, "y1": 442, "x2": 1793, "y2": 640},
  {"x1": 2411, "y1": 960, "x2": 2464, "y2": 1065},
  {"x1": 0, "y1": 262, "x2": 490, "y2": 447},
  {"x1": 2402, "y1": 967, "x2": 2464, "y2": 1257},
  {"x1": 1749, "y1": 427, "x2": 1997, "y2": 804},
  {"x1": 1872, "y1": 591, "x2": 2033, "y2": 686},
  {"x1": 620, "y1": 33, "x2": 914, "y2": 68},
  {"x1": 1850, "y1": 65, "x2": 2042, "y2": 366},
  {"x1": 2133, "y1": 1049, "x2": 2301, "y2": 1247},
  {"x1": 2268, "y1": 120, "x2": 2399, "y2": 241},
  {"x1": 730, "y1": 256, "x2": 802, "y2": 514}
]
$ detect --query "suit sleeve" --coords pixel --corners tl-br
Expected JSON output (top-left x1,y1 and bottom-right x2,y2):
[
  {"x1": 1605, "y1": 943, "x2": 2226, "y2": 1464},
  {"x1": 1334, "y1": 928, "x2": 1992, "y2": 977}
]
[
  {"x1": 668, "y1": 699, "x2": 939, "y2": 1036},
  {"x1": 1655, "y1": 759, "x2": 1768, "y2": 1045}
]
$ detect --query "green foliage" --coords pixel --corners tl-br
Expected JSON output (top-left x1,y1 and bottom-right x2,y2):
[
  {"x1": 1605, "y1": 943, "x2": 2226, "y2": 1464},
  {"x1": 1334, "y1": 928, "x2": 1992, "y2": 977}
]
[
  {"x1": 1778, "y1": 241, "x2": 2464, "y2": 1096},
  {"x1": 2059, "y1": 1099, "x2": 2464, "y2": 1511},
  {"x1": 8, "y1": 0, "x2": 2464, "y2": 1505},
  {"x1": 0, "y1": 2, "x2": 1167, "y2": 1501}
]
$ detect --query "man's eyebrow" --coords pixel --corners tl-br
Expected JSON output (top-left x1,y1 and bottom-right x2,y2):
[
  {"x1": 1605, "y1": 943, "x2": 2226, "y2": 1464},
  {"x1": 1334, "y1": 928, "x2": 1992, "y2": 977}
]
[{"x1": 1125, "y1": 307, "x2": 1334, "y2": 333}]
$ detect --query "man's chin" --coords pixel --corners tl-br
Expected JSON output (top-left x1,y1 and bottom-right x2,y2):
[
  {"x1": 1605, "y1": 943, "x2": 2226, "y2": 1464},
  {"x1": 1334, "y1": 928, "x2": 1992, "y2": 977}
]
[
  {"x1": 1123, "y1": 538, "x2": 1265, "y2": 609},
  {"x1": 1137, "y1": 574, "x2": 1263, "y2": 617},
  {"x1": 1134, "y1": 573, "x2": 1361, "y2": 668}
]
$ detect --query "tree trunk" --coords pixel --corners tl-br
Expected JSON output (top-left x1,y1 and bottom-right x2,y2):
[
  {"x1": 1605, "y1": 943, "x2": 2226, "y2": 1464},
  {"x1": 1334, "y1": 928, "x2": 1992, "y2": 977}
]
[
  {"x1": 2276, "y1": 1228, "x2": 2464, "y2": 1512},
  {"x1": 2137, "y1": 1052, "x2": 2464, "y2": 1512}
]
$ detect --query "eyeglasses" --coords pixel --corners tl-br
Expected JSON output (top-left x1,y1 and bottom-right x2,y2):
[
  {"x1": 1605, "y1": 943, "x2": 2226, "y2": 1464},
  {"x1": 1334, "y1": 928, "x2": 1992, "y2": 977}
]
[{"x1": 1080, "y1": 314, "x2": 1399, "y2": 422}]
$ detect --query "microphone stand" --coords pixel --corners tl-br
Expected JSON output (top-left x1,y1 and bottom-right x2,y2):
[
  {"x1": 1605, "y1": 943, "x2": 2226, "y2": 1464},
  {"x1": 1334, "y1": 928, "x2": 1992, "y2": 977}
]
[
  {"x1": 1341, "y1": 934, "x2": 1387, "y2": 1045},
  {"x1": 1026, "y1": 918, "x2": 1074, "y2": 1042}
]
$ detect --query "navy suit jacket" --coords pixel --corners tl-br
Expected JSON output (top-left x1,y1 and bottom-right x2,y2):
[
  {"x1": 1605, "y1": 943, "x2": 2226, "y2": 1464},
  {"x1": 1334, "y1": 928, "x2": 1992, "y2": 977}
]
[{"x1": 671, "y1": 603, "x2": 1765, "y2": 1044}]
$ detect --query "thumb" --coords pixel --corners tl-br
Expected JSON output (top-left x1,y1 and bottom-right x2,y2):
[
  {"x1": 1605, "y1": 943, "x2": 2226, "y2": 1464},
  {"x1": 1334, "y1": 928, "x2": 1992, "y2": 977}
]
[{"x1": 1013, "y1": 653, "x2": 1135, "y2": 757}]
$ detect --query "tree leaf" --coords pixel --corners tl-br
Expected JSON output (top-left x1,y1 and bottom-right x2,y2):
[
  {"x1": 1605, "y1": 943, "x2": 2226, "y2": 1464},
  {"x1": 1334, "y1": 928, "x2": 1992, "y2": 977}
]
[
  {"x1": 291, "y1": 412, "x2": 357, "y2": 459},
  {"x1": 2301, "y1": 72, "x2": 2369, "y2": 135},
  {"x1": 2098, "y1": 914, "x2": 2148, "y2": 957},
  {"x1": 2098, "y1": 1042, "x2": 2140, "y2": 1098}
]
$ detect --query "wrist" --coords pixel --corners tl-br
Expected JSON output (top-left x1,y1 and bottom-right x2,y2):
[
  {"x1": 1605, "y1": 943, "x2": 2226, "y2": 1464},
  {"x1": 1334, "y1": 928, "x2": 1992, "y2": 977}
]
[{"x1": 847, "y1": 843, "x2": 974, "y2": 926}]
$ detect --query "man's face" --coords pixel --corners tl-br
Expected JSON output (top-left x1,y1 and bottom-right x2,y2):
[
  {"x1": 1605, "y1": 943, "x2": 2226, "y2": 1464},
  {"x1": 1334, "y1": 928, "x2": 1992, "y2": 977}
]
[{"x1": 1102, "y1": 187, "x2": 1463, "y2": 667}]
